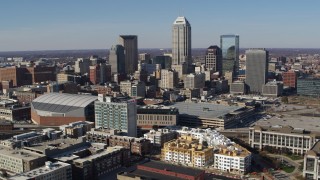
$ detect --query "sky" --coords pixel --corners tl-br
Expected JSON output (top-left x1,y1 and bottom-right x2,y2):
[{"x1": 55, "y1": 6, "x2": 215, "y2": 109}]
[{"x1": 0, "y1": 0, "x2": 319, "y2": 51}]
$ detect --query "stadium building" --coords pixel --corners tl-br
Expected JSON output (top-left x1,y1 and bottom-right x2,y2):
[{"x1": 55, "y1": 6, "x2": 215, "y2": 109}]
[{"x1": 31, "y1": 93, "x2": 97, "y2": 126}]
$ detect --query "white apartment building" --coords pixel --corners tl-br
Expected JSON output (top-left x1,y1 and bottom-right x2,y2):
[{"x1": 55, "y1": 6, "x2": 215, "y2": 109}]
[{"x1": 214, "y1": 145, "x2": 252, "y2": 174}]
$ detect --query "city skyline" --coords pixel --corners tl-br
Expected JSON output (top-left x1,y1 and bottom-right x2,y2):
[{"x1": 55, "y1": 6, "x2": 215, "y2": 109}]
[{"x1": 0, "y1": 0, "x2": 320, "y2": 51}]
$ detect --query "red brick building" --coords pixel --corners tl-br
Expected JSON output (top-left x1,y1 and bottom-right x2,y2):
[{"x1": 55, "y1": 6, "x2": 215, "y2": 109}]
[
  {"x1": 117, "y1": 161, "x2": 205, "y2": 180},
  {"x1": 282, "y1": 71, "x2": 297, "y2": 88},
  {"x1": 0, "y1": 66, "x2": 56, "y2": 87}
]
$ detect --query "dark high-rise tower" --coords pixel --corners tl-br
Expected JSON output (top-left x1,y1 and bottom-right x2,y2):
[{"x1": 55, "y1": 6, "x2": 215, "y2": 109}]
[
  {"x1": 220, "y1": 34, "x2": 239, "y2": 77},
  {"x1": 245, "y1": 48, "x2": 269, "y2": 94},
  {"x1": 109, "y1": 44, "x2": 125, "y2": 74},
  {"x1": 205, "y1": 45, "x2": 222, "y2": 74},
  {"x1": 119, "y1": 35, "x2": 138, "y2": 74}
]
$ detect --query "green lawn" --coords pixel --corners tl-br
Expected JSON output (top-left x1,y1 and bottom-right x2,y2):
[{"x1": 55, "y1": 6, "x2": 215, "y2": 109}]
[
  {"x1": 286, "y1": 154, "x2": 303, "y2": 161},
  {"x1": 281, "y1": 165, "x2": 295, "y2": 173}
]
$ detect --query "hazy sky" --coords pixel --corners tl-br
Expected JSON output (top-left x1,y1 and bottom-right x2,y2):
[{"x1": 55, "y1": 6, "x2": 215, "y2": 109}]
[{"x1": 0, "y1": 0, "x2": 319, "y2": 51}]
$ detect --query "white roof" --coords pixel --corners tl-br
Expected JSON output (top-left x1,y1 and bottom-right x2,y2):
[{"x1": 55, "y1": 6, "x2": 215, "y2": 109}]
[{"x1": 173, "y1": 16, "x2": 190, "y2": 25}]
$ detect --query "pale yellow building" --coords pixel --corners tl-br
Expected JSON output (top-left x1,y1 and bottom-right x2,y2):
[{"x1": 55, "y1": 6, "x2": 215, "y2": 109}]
[{"x1": 161, "y1": 135, "x2": 213, "y2": 167}]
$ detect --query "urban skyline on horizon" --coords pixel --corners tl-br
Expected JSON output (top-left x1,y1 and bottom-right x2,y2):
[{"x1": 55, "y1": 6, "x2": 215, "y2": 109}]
[{"x1": 1, "y1": 1, "x2": 319, "y2": 51}]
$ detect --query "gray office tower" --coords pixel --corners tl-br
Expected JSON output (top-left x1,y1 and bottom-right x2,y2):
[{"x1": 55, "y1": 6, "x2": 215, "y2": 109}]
[
  {"x1": 205, "y1": 45, "x2": 222, "y2": 74},
  {"x1": 119, "y1": 35, "x2": 138, "y2": 74},
  {"x1": 109, "y1": 45, "x2": 125, "y2": 74},
  {"x1": 172, "y1": 16, "x2": 192, "y2": 65},
  {"x1": 220, "y1": 35, "x2": 239, "y2": 77},
  {"x1": 245, "y1": 49, "x2": 269, "y2": 94}
]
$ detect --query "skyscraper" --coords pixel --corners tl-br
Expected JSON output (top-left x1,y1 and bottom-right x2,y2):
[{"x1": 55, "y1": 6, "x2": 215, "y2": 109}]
[
  {"x1": 205, "y1": 45, "x2": 222, "y2": 74},
  {"x1": 172, "y1": 16, "x2": 191, "y2": 66},
  {"x1": 119, "y1": 35, "x2": 138, "y2": 74},
  {"x1": 109, "y1": 45, "x2": 125, "y2": 74},
  {"x1": 220, "y1": 35, "x2": 239, "y2": 77},
  {"x1": 245, "y1": 49, "x2": 269, "y2": 94}
]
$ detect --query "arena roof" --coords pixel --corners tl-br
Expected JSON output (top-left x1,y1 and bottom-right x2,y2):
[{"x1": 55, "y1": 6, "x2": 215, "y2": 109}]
[{"x1": 32, "y1": 93, "x2": 97, "y2": 114}]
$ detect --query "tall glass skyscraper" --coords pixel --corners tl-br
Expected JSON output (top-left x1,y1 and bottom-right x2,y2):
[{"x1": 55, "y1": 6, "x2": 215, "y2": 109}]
[
  {"x1": 220, "y1": 35, "x2": 239, "y2": 77},
  {"x1": 172, "y1": 16, "x2": 191, "y2": 65}
]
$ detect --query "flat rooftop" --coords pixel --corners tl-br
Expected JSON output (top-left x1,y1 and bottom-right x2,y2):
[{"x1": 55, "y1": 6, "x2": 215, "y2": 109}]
[
  {"x1": 139, "y1": 161, "x2": 204, "y2": 177},
  {"x1": 11, "y1": 161, "x2": 70, "y2": 180},
  {"x1": 168, "y1": 102, "x2": 243, "y2": 119},
  {"x1": 0, "y1": 146, "x2": 45, "y2": 161},
  {"x1": 254, "y1": 116, "x2": 320, "y2": 132},
  {"x1": 73, "y1": 146, "x2": 123, "y2": 163}
]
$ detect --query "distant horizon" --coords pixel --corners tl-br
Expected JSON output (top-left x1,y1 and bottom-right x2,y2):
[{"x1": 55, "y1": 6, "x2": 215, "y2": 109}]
[
  {"x1": 1, "y1": 1, "x2": 320, "y2": 51},
  {"x1": 0, "y1": 47, "x2": 320, "y2": 53}
]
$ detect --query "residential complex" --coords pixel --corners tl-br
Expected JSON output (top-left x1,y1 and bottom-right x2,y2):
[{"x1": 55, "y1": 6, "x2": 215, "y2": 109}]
[
  {"x1": 161, "y1": 135, "x2": 214, "y2": 167},
  {"x1": 213, "y1": 144, "x2": 252, "y2": 174},
  {"x1": 94, "y1": 95, "x2": 137, "y2": 137}
]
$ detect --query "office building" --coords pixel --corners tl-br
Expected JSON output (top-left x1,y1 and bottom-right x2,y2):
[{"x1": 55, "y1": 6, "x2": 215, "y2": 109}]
[
  {"x1": 230, "y1": 81, "x2": 246, "y2": 94},
  {"x1": 220, "y1": 34, "x2": 239, "y2": 77},
  {"x1": 31, "y1": 93, "x2": 97, "y2": 126},
  {"x1": 172, "y1": 16, "x2": 192, "y2": 66},
  {"x1": 74, "y1": 58, "x2": 91, "y2": 75},
  {"x1": 109, "y1": 44, "x2": 125, "y2": 74},
  {"x1": 161, "y1": 135, "x2": 214, "y2": 167},
  {"x1": 120, "y1": 80, "x2": 146, "y2": 97},
  {"x1": 138, "y1": 53, "x2": 151, "y2": 63},
  {"x1": 95, "y1": 95, "x2": 137, "y2": 137},
  {"x1": 144, "y1": 129, "x2": 177, "y2": 147},
  {"x1": 0, "y1": 147, "x2": 47, "y2": 173},
  {"x1": 60, "y1": 121, "x2": 94, "y2": 138},
  {"x1": 159, "y1": 69, "x2": 178, "y2": 89},
  {"x1": 282, "y1": 71, "x2": 297, "y2": 88},
  {"x1": 303, "y1": 141, "x2": 320, "y2": 180},
  {"x1": 205, "y1": 45, "x2": 222, "y2": 74},
  {"x1": 119, "y1": 35, "x2": 138, "y2": 74},
  {"x1": 171, "y1": 63, "x2": 188, "y2": 78},
  {"x1": 262, "y1": 81, "x2": 283, "y2": 97},
  {"x1": 0, "y1": 66, "x2": 56, "y2": 87},
  {"x1": 297, "y1": 77, "x2": 320, "y2": 97},
  {"x1": 184, "y1": 73, "x2": 205, "y2": 89},
  {"x1": 11, "y1": 161, "x2": 72, "y2": 180},
  {"x1": 137, "y1": 105, "x2": 178, "y2": 130},
  {"x1": 151, "y1": 55, "x2": 172, "y2": 69},
  {"x1": 245, "y1": 49, "x2": 269, "y2": 94},
  {"x1": 89, "y1": 63, "x2": 111, "y2": 85},
  {"x1": 249, "y1": 125, "x2": 320, "y2": 155}
]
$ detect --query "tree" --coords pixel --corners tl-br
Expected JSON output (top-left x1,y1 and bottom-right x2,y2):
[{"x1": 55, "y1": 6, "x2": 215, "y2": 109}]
[{"x1": 281, "y1": 96, "x2": 289, "y2": 104}]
